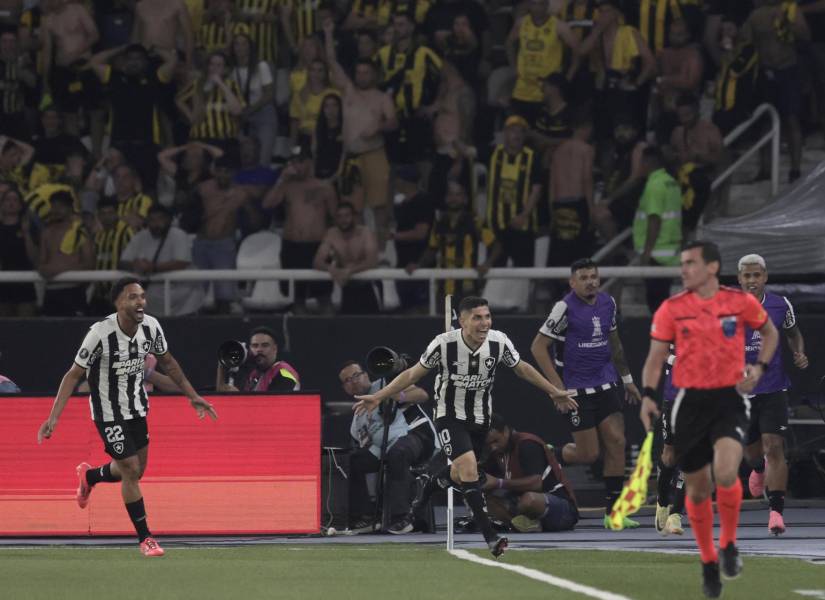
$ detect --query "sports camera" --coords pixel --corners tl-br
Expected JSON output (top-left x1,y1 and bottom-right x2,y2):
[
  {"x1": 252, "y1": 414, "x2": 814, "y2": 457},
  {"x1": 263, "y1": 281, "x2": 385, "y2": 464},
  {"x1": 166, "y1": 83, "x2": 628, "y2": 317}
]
[
  {"x1": 366, "y1": 346, "x2": 413, "y2": 379},
  {"x1": 218, "y1": 340, "x2": 248, "y2": 369}
]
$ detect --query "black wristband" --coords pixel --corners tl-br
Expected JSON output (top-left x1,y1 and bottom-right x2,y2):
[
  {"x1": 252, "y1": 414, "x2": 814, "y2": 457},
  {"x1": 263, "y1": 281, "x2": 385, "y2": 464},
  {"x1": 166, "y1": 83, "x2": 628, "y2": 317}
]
[
  {"x1": 642, "y1": 386, "x2": 657, "y2": 399},
  {"x1": 756, "y1": 361, "x2": 770, "y2": 372}
]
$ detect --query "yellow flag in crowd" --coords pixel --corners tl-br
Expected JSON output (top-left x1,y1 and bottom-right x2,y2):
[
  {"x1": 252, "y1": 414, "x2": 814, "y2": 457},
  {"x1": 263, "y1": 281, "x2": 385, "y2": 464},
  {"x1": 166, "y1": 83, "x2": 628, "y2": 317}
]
[{"x1": 607, "y1": 431, "x2": 654, "y2": 531}]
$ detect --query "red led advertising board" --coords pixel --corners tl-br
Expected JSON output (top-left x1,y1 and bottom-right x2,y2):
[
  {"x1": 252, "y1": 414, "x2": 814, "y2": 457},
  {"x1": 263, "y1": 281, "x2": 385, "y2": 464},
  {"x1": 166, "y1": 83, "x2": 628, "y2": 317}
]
[{"x1": 0, "y1": 394, "x2": 320, "y2": 536}]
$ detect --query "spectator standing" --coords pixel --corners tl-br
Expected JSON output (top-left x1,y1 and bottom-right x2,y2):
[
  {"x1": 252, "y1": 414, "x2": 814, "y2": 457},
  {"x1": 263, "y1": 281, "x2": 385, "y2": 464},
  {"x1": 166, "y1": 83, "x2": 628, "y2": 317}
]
[
  {"x1": 632, "y1": 147, "x2": 682, "y2": 313},
  {"x1": 42, "y1": 0, "x2": 103, "y2": 158},
  {"x1": 190, "y1": 51, "x2": 245, "y2": 150},
  {"x1": 263, "y1": 145, "x2": 336, "y2": 312},
  {"x1": 38, "y1": 191, "x2": 94, "y2": 316},
  {"x1": 391, "y1": 166, "x2": 433, "y2": 312},
  {"x1": 486, "y1": 116, "x2": 541, "y2": 268},
  {"x1": 89, "y1": 197, "x2": 134, "y2": 315},
  {"x1": 313, "y1": 201, "x2": 380, "y2": 314},
  {"x1": 654, "y1": 19, "x2": 704, "y2": 142},
  {"x1": 157, "y1": 141, "x2": 223, "y2": 214},
  {"x1": 0, "y1": 186, "x2": 38, "y2": 316},
  {"x1": 289, "y1": 59, "x2": 338, "y2": 150},
  {"x1": 313, "y1": 93, "x2": 345, "y2": 182},
  {"x1": 507, "y1": 0, "x2": 578, "y2": 126},
  {"x1": 132, "y1": 0, "x2": 194, "y2": 67},
  {"x1": 192, "y1": 156, "x2": 253, "y2": 313},
  {"x1": 31, "y1": 106, "x2": 87, "y2": 171},
  {"x1": 109, "y1": 164, "x2": 153, "y2": 231},
  {"x1": 712, "y1": 17, "x2": 758, "y2": 136},
  {"x1": 0, "y1": 28, "x2": 36, "y2": 139},
  {"x1": 324, "y1": 18, "x2": 397, "y2": 247},
  {"x1": 228, "y1": 32, "x2": 277, "y2": 166},
  {"x1": 741, "y1": 0, "x2": 810, "y2": 181}
]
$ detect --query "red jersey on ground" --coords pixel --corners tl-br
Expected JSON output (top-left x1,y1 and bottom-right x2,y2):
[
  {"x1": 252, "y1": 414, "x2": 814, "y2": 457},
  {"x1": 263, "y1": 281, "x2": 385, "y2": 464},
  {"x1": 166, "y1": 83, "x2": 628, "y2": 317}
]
[{"x1": 651, "y1": 286, "x2": 768, "y2": 389}]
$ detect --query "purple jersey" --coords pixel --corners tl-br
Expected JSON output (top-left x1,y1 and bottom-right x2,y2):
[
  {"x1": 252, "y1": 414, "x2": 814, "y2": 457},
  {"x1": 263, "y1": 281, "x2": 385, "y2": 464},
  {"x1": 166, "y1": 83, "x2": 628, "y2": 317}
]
[
  {"x1": 745, "y1": 292, "x2": 795, "y2": 394},
  {"x1": 539, "y1": 291, "x2": 619, "y2": 390}
]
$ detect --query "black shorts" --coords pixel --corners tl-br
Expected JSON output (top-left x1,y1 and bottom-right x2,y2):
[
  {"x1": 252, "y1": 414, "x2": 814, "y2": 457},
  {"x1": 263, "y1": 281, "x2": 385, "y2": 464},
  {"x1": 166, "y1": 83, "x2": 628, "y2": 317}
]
[
  {"x1": 94, "y1": 417, "x2": 149, "y2": 459},
  {"x1": 745, "y1": 390, "x2": 789, "y2": 445},
  {"x1": 568, "y1": 386, "x2": 622, "y2": 432},
  {"x1": 435, "y1": 417, "x2": 488, "y2": 460},
  {"x1": 671, "y1": 387, "x2": 749, "y2": 473}
]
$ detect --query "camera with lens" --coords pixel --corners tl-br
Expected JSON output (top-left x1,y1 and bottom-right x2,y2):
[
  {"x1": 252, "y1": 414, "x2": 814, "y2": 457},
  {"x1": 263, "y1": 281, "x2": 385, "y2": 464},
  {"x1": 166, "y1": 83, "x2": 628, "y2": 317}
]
[
  {"x1": 218, "y1": 340, "x2": 248, "y2": 370},
  {"x1": 366, "y1": 346, "x2": 413, "y2": 381}
]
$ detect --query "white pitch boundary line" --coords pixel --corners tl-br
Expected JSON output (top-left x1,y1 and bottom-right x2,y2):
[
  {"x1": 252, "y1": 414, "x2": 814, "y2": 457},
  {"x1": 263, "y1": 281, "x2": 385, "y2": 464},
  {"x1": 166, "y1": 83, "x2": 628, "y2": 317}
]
[{"x1": 449, "y1": 549, "x2": 633, "y2": 600}]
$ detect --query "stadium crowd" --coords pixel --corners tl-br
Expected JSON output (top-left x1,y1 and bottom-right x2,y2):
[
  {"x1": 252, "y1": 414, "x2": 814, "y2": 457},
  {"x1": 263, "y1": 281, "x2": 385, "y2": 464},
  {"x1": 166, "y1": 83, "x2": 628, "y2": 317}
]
[{"x1": 0, "y1": 0, "x2": 823, "y2": 317}]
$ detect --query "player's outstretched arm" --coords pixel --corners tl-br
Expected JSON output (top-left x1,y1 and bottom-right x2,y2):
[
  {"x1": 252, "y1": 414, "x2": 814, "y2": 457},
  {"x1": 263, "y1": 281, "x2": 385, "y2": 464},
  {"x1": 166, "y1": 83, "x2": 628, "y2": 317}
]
[
  {"x1": 353, "y1": 363, "x2": 429, "y2": 415},
  {"x1": 512, "y1": 360, "x2": 578, "y2": 412},
  {"x1": 639, "y1": 339, "x2": 669, "y2": 431},
  {"x1": 157, "y1": 352, "x2": 218, "y2": 420},
  {"x1": 38, "y1": 363, "x2": 86, "y2": 443}
]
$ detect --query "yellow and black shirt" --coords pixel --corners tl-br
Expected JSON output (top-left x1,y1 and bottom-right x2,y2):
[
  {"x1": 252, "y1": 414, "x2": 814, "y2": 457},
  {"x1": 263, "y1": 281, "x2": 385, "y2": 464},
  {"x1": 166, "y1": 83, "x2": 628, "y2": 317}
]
[
  {"x1": 486, "y1": 145, "x2": 541, "y2": 232},
  {"x1": 428, "y1": 210, "x2": 495, "y2": 296},
  {"x1": 283, "y1": 0, "x2": 319, "y2": 44},
  {"x1": 715, "y1": 43, "x2": 758, "y2": 113},
  {"x1": 634, "y1": 0, "x2": 701, "y2": 53},
  {"x1": 513, "y1": 15, "x2": 565, "y2": 102},
  {"x1": 190, "y1": 77, "x2": 245, "y2": 140},
  {"x1": 534, "y1": 105, "x2": 573, "y2": 141},
  {"x1": 24, "y1": 183, "x2": 79, "y2": 219},
  {"x1": 350, "y1": 0, "x2": 430, "y2": 27},
  {"x1": 95, "y1": 219, "x2": 133, "y2": 271},
  {"x1": 236, "y1": 0, "x2": 280, "y2": 63},
  {"x1": 116, "y1": 193, "x2": 153, "y2": 223},
  {"x1": 377, "y1": 43, "x2": 442, "y2": 117}
]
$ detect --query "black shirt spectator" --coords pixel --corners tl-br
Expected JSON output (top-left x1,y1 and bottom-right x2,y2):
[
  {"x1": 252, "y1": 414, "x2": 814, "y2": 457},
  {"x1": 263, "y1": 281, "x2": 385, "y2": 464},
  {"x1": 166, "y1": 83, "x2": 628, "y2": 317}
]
[{"x1": 0, "y1": 186, "x2": 37, "y2": 316}]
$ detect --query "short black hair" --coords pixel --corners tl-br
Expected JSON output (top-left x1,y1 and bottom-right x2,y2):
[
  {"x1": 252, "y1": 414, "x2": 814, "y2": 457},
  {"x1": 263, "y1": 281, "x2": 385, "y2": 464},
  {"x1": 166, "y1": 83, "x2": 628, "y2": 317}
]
[
  {"x1": 249, "y1": 326, "x2": 278, "y2": 345},
  {"x1": 338, "y1": 359, "x2": 361, "y2": 375},
  {"x1": 148, "y1": 204, "x2": 172, "y2": 218},
  {"x1": 642, "y1": 145, "x2": 663, "y2": 165},
  {"x1": 337, "y1": 200, "x2": 356, "y2": 213},
  {"x1": 676, "y1": 92, "x2": 698, "y2": 109},
  {"x1": 489, "y1": 413, "x2": 509, "y2": 432},
  {"x1": 111, "y1": 276, "x2": 143, "y2": 305},
  {"x1": 570, "y1": 258, "x2": 598, "y2": 275},
  {"x1": 682, "y1": 240, "x2": 722, "y2": 271},
  {"x1": 458, "y1": 296, "x2": 489, "y2": 313}
]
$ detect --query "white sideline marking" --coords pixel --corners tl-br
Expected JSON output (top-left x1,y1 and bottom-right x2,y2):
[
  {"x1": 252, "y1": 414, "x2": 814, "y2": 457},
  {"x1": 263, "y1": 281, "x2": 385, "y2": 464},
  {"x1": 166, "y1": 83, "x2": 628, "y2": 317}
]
[{"x1": 449, "y1": 549, "x2": 633, "y2": 600}]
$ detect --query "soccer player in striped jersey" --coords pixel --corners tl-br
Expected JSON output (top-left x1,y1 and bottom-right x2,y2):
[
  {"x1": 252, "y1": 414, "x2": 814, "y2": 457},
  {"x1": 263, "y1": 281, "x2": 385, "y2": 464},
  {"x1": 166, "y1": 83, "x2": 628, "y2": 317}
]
[
  {"x1": 353, "y1": 296, "x2": 576, "y2": 557},
  {"x1": 737, "y1": 254, "x2": 808, "y2": 535},
  {"x1": 37, "y1": 277, "x2": 217, "y2": 557}
]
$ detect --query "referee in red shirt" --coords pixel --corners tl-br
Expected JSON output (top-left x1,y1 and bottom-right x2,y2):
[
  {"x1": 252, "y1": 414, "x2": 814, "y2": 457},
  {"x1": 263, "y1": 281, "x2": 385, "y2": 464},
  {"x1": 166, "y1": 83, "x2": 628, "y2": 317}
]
[{"x1": 640, "y1": 241, "x2": 779, "y2": 598}]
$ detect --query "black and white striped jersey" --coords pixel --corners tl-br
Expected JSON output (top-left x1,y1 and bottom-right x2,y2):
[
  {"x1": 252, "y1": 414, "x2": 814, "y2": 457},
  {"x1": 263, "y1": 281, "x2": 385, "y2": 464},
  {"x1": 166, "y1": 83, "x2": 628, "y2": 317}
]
[
  {"x1": 419, "y1": 328, "x2": 521, "y2": 427},
  {"x1": 74, "y1": 313, "x2": 168, "y2": 423}
]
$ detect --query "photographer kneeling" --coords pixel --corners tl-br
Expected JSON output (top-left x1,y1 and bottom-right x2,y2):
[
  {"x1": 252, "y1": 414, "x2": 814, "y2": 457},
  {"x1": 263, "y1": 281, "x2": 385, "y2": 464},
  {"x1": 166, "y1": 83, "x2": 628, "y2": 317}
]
[
  {"x1": 482, "y1": 414, "x2": 578, "y2": 533},
  {"x1": 339, "y1": 351, "x2": 436, "y2": 534},
  {"x1": 216, "y1": 327, "x2": 300, "y2": 392}
]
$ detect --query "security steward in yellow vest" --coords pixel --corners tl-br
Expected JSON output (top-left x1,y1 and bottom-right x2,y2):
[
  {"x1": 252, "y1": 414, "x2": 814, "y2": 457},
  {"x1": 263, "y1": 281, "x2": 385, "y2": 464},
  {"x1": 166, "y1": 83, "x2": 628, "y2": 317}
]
[{"x1": 486, "y1": 116, "x2": 542, "y2": 268}]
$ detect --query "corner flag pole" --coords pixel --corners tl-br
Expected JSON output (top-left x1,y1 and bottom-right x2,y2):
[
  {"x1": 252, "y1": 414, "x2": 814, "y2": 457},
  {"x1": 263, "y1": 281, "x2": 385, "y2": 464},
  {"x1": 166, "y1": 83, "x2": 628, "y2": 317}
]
[{"x1": 445, "y1": 294, "x2": 454, "y2": 551}]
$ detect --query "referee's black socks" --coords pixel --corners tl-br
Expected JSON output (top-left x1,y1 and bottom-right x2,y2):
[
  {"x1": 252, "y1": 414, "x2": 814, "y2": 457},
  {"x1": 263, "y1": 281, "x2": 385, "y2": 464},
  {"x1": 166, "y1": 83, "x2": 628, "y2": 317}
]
[
  {"x1": 86, "y1": 463, "x2": 120, "y2": 486},
  {"x1": 460, "y1": 481, "x2": 497, "y2": 543},
  {"x1": 604, "y1": 476, "x2": 625, "y2": 515},
  {"x1": 125, "y1": 498, "x2": 152, "y2": 542}
]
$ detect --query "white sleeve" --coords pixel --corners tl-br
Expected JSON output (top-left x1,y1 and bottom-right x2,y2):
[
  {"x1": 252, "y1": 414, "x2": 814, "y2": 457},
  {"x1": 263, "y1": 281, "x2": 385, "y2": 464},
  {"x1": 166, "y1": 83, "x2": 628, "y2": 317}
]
[
  {"x1": 170, "y1": 228, "x2": 193, "y2": 263},
  {"x1": 538, "y1": 300, "x2": 568, "y2": 340},
  {"x1": 74, "y1": 325, "x2": 103, "y2": 369},
  {"x1": 500, "y1": 333, "x2": 521, "y2": 368},
  {"x1": 782, "y1": 296, "x2": 796, "y2": 330},
  {"x1": 258, "y1": 61, "x2": 274, "y2": 86},
  {"x1": 419, "y1": 336, "x2": 442, "y2": 370},
  {"x1": 150, "y1": 319, "x2": 169, "y2": 355},
  {"x1": 119, "y1": 234, "x2": 140, "y2": 262}
]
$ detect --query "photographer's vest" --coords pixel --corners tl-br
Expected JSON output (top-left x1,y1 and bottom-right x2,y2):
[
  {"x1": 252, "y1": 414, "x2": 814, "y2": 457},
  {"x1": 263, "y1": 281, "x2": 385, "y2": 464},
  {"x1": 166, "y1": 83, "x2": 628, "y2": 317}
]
[
  {"x1": 513, "y1": 15, "x2": 564, "y2": 102},
  {"x1": 496, "y1": 432, "x2": 578, "y2": 506},
  {"x1": 244, "y1": 360, "x2": 300, "y2": 392}
]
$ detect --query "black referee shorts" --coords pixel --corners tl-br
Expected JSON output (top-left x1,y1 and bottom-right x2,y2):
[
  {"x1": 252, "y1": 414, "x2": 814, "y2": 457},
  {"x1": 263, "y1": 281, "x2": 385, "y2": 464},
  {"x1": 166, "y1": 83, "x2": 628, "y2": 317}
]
[
  {"x1": 94, "y1": 417, "x2": 149, "y2": 460},
  {"x1": 435, "y1": 417, "x2": 488, "y2": 461},
  {"x1": 671, "y1": 387, "x2": 749, "y2": 473},
  {"x1": 745, "y1": 390, "x2": 790, "y2": 445}
]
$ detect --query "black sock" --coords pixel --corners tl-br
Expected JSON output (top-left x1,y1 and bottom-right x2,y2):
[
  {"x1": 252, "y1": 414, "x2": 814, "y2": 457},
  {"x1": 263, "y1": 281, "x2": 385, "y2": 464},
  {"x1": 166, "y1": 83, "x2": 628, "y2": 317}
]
[
  {"x1": 604, "y1": 476, "x2": 625, "y2": 516},
  {"x1": 671, "y1": 471, "x2": 686, "y2": 515},
  {"x1": 657, "y1": 462, "x2": 676, "y2": 507},
  {"x1": 86, "y1": 464, "x2": 120, "y2": 486},
  {"x1": 433, "y1": 464, "x2": 461, "y2": 490},
  {"x1": 767, "y1": 490, "x2": 785, "y2": 514},
  {"x1": 460, "y1": 481, "x2": 497, "y2": 543},
  {"x1": 752, "y1": 457, "x2": 766, "y2": 474},
  {"x1": 125, "y1": 498, "x2": 152, "y2": 542}
]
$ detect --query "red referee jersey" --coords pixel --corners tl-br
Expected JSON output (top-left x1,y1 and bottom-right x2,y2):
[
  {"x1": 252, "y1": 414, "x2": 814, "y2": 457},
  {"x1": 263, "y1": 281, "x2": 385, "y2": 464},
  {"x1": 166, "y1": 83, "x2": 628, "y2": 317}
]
[{"x1": 651, "y1": 286, "x2": 768, "y2": 389}]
